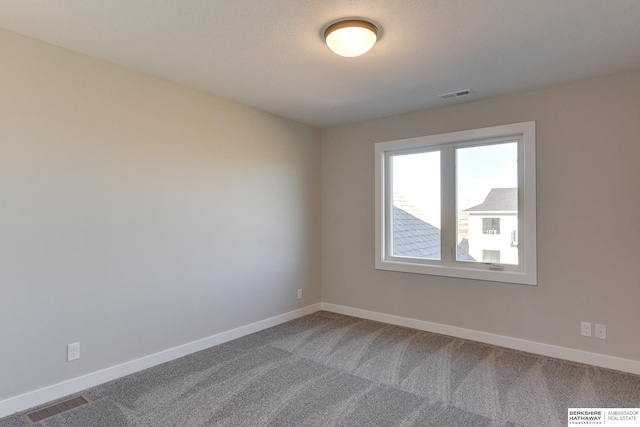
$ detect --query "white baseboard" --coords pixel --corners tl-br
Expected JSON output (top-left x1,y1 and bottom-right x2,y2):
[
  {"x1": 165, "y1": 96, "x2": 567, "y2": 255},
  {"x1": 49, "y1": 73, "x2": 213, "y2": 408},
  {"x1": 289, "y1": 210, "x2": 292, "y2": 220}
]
[
  {"x1": 321, "y1": 302, "x2": 640, "y2": 376},
  {"x1": 0, "y1": 303, "x2": 322, "y2": 418},
  {"x1": 4, "y1": 302, "x2": 637, "y2": 419}
]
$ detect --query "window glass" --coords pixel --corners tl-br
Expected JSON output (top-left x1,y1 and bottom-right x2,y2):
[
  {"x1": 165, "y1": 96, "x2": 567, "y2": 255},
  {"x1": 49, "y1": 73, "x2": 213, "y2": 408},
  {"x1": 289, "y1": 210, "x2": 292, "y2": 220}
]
[
  {"x1": 391, "y1": 151, "x2": 440, "y2": 260},
  {"x1": 456, "y1": 142, "x2": 518, "y2": 265}
]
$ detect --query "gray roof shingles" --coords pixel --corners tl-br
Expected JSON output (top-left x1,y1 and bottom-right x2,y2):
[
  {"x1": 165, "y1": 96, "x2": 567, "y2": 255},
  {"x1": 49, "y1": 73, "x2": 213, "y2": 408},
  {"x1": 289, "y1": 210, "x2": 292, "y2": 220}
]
[
  {"x1": 465, "y1": 187, "x2": 517, "y2": 212},
  {"x1": 392, "y1": 205, "x2": 474, "y2": 261}
]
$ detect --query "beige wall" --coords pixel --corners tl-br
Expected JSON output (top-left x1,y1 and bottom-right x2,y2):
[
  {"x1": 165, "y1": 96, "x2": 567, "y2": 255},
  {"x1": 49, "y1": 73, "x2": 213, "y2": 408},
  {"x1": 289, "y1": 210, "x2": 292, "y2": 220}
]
[
  {"x1": 0, "y1": 28, "x2": 321, "y2": 400},
  {"x1": 321, "y1": 70, "x2": 640, "y2": 362}
]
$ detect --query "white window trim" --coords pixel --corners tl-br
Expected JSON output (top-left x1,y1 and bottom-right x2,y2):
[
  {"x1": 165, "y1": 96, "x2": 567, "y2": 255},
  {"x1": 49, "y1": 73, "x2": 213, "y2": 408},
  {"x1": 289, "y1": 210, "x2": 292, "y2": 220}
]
[{"x1": 374, "y1": 121, "x2": 537, "y2": 285}]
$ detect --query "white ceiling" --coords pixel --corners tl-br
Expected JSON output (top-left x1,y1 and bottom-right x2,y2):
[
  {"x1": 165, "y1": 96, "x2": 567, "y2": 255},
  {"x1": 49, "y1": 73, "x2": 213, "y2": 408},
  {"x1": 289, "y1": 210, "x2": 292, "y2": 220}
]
[{"x1": 1, "y1": 1, "x2": 640, "y2": 128}]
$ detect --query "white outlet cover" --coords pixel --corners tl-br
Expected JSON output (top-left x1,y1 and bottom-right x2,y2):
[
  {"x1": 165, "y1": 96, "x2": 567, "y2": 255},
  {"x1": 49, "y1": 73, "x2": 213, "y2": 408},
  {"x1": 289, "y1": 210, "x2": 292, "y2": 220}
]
[
  {"x1": 67, "y1": 342, "x2": 80, "y2": 361},
  {"x1": 595, "y1": 324, "x2": 607, "y2": 340},
  {"x1": 581, "y1": 322, "x2": 592, "y2": 337}
]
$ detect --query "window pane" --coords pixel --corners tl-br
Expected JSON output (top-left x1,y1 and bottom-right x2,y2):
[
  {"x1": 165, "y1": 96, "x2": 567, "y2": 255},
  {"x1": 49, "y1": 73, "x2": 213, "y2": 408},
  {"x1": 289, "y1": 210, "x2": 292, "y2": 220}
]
[
  {"x1": 456, "y1": 142, "x2": 518, "y2": 265},
  {"x1": 391, "y1": 151, "x2": 441, "y2": 260},
  {"x1": 482, "y1": 250, "x2": 501, "y2": 263},
  {"x1": 482, "y1": 218, "x2": 500, "y2": 234}
]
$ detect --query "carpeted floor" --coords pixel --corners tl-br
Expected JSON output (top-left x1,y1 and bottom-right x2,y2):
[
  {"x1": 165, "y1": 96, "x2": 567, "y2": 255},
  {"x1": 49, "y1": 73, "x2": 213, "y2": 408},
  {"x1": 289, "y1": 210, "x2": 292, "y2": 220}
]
[{"x1": 1, "y1": 311, "x2": 639, "y2": 426}]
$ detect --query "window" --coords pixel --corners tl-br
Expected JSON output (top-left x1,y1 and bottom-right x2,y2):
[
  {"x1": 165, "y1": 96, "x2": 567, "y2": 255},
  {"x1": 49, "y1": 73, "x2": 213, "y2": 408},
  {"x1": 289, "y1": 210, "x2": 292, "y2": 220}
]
[
  {"x1": 482, "y1": 218, "x2": 501, "y2": 234},
  {"x1": 375, "y1": 121, "x2": 536, "y2": 285},
  {"x1": 483, "y1": 250, "x2": 501, "y2": 263}
]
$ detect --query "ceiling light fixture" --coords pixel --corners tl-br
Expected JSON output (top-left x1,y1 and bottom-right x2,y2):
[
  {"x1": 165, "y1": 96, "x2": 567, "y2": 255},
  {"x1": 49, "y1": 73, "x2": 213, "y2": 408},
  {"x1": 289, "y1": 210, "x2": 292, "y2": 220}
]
[{"x1": 324, "y1": 19, "x2": 378, "y2": 57}]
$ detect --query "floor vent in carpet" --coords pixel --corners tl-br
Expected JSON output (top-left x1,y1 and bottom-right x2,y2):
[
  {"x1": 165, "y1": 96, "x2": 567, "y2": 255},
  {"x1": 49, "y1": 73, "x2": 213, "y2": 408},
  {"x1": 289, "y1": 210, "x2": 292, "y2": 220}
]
[{"x1": 22, "y1": 395, "x2": 92, "y2": 424}]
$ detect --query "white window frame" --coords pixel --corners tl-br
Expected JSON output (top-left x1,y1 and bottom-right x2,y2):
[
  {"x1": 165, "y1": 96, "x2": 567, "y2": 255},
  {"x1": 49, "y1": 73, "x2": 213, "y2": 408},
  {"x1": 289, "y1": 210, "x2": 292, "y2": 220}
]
[{"x1": 374, "y1": 121, "x2": 537, "y2": 285}]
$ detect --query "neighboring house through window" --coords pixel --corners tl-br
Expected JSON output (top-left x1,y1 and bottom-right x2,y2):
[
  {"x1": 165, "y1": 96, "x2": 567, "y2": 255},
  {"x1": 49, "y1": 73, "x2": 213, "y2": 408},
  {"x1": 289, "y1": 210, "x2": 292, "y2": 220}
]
[{"x1": 466, "y1": 188, "x2": 518, "y2": 265}]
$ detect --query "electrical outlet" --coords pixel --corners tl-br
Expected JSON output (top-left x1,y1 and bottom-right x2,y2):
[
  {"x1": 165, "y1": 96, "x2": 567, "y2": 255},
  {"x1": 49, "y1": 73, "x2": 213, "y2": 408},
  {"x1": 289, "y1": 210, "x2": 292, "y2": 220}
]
[
  {"x1": 581, "y1": 322, "x2": 592, "y2": 337},
  {"x1": 297, "y1": 289, "x2": 302, "y2": 299},
  {"x1": 67, "y1": 342, "x2": 80, "y2": 361},
  {"x1": 595, "y1": 324, "x2": 607, "y2": 340}
]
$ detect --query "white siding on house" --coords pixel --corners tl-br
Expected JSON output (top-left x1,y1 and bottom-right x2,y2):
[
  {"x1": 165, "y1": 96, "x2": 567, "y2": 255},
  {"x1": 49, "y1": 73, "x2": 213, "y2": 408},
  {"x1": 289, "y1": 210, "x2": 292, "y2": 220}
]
[{"x1": 467, "y1": 212, "x2": 518, "y2": 264}]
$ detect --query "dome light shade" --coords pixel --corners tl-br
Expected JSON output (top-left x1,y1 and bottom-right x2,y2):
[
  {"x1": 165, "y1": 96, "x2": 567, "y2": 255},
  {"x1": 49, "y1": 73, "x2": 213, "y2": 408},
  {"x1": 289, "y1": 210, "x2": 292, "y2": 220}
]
[{"x1": 324, "y1": 20, "x2": 378, "y2": 57}]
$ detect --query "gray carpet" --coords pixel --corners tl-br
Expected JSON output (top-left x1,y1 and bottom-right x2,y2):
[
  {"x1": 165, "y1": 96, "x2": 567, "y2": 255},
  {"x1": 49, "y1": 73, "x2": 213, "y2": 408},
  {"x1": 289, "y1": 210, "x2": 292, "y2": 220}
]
[{"x1": 1, "y1": 311, "x2": 639, "y2": 426}]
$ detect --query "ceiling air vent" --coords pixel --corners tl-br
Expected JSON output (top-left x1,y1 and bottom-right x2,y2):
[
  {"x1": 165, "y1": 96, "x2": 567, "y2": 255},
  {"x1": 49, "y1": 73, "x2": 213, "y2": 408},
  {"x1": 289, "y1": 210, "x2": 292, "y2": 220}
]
[{"x1": 440, "y1": 89, "x2": 473, "y2": 99}]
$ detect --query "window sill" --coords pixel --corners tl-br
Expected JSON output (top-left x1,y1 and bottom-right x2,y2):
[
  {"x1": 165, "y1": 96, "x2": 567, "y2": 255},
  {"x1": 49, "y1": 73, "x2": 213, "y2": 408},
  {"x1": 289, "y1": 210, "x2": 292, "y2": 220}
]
[{"x1": 375, "y1": 258, "x2": 537, "y2": 286}]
